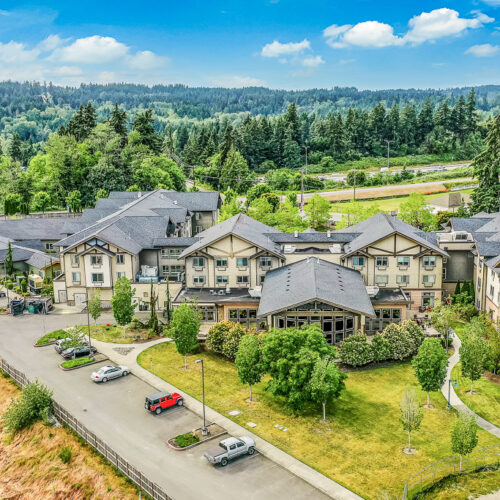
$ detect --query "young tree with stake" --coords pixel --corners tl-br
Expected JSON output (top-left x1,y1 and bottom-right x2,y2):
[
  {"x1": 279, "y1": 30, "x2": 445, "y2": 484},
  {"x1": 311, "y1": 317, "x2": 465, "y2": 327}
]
[
  {"x1": 451, "y1": 412, "x2": 478, "y2": 471},
  {"x1": 309, "y1": 356, "x2": 347, "y2": 421},
  {"x1": 171, "y1": 303, "x2": 200, "y2": 369},
  {"x1": 87, "y1": 289, "x2": 102, "y2": 333},
  {"x1": 235, "y1": 335, "x2": 263, "y2": 401},
  {"x1": 111, "y1": 277, "x2": 136, "y2": 338},
  {"x1": 412, "y1": 338, "x2": 448, "y2": 408},
  {"x1": 400, "y1": 388, "x2": 424, "y2": 453}
]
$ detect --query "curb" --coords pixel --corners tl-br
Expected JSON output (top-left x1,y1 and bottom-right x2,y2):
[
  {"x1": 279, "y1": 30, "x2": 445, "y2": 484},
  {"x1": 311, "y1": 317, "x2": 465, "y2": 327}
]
[
  {"x1": 167, "y1": 428, "x2": 227, "y2": 451},
  {"x1": 33, "y1": 341, "x2": 57, "y2": 348}
]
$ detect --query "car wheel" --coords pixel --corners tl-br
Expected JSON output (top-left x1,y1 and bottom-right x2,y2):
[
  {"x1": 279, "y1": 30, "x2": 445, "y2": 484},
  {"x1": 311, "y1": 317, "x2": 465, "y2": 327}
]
[
  {"x1": 221, "y1": 458, "x2": 228, "y2": 466},
  {"x1": 155, "y1": 407, "x2": 162, "y2": 415},
  {"x1": 177, "y1": 399, "x2": 183, "y2": 406},
  {"x1": 102, "y1": 377, "x2": 107, "y2": 383},
  {"x1": 122, "y1": 371, "x2": 128, "y2": 377},
  {"x1": 247, "y1": 447, "x2": 255, "y2": 455}
]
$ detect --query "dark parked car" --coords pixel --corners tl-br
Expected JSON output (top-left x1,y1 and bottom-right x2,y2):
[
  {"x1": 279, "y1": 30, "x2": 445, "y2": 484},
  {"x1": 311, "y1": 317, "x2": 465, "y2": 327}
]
[
  {"x1": 60, "y1": 345, "x2": 97, "y2": 359},
  {"x1": 54, "y1": 337, "x2": 88, "y2": 354}
]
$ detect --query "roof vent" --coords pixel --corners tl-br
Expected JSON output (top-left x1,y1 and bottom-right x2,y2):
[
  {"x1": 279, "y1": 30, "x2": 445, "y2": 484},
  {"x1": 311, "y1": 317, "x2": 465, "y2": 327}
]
[
  {"x1": 294, "y1": 230, "x2": 299, "y2": 238},
  {"x1": 173, "y1": 200, "x2": 178, "y2": 205},
  {"x1": 327, "y1": 230, "x2": 331, "y2": 238},
  {"x1": 218, "y1": 290, "x2": 225, "y2": 295},
  {"x1": 226, "y1": 286, "x2": 231, "y2": 294}
]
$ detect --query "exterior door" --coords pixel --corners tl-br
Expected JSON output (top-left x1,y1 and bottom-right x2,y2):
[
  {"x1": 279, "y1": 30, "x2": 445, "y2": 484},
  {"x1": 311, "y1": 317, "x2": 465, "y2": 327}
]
[
  {"x1": 74, "y1": 293, "x2": 87, "y2": 308},
  {"x1": 58, "y1": 290, "x2": 67, "y2": 303}
]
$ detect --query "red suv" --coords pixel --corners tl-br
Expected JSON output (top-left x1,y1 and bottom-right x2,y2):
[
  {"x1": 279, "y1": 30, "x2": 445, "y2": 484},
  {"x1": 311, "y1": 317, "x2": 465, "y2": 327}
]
[{"x1": 145, "y1": 391, "x2": 183, "y2": 414}]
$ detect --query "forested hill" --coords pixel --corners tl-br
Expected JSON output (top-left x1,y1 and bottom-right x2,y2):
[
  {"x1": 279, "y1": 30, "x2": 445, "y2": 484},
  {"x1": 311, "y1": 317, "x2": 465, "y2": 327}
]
[{"x1": 1, "y1": 81, "x2": 500, "y2": 118}]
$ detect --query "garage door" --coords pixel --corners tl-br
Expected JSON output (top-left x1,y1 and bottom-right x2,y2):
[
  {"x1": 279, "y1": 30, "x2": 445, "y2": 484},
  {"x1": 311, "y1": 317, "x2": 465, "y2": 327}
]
[{"x1": 74, "y1": 293, "x2": 87, "y2": 308}]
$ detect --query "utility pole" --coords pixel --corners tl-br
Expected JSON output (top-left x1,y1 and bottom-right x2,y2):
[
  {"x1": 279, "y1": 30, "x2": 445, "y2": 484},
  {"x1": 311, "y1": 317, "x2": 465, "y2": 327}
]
[
  {"x1": 385, "y1": 139, "x2": 394, "y2": 169},
  {"x1": 304, "y1": 144, "x2": 310, "y2": 176},
  {"x1": 300, "y1": 169, "x2": 305, "y2": 212},
  {"x1": 85, "y1": 291, "x2": 92, "y2": 349},
  {"x1": 352, "y1": 168, "x2": 357, "y2": 202}
]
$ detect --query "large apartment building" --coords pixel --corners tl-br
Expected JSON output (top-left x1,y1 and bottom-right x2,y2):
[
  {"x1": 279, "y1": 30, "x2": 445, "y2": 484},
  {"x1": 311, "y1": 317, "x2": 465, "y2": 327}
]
[{"x1": 174, "y1": 212, "x2": 448, "y2": 343}]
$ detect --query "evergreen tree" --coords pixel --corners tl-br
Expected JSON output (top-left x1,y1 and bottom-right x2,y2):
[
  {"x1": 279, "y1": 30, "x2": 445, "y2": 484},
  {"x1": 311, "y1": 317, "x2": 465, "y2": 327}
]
[
  {"x1": 108, "y1": 103, "x2": 128, "y2": 141},
  {"x1": 471, "y1": 113, "x2": 500, "y2": 213},
  {"x1": 5, "y1": 241, "x2": 14, "y2": 276},
  {"x1": 133, "y1": 109, "x2": 162, "y2": 153},
  {"x1": 8, "y1": 133, "x2": 22, "y2": 162}
]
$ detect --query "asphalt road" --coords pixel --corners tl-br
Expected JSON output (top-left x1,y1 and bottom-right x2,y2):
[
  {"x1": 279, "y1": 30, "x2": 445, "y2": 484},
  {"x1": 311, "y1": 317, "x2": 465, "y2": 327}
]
[{"x1": 0, "y1": 312, "x2": 329, "y2": 500}]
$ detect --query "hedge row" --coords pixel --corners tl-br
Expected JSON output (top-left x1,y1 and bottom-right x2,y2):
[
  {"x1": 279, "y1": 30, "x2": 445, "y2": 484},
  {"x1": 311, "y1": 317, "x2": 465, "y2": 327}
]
[{"x1": 339, "y1": 320, "x2": 425, "y2": 367}]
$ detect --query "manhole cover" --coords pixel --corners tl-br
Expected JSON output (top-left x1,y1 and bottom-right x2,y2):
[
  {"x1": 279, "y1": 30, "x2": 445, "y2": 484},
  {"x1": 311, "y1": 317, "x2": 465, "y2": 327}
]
[{"x1": 113, "y1": 347, "x2": 135, "y2": 355}]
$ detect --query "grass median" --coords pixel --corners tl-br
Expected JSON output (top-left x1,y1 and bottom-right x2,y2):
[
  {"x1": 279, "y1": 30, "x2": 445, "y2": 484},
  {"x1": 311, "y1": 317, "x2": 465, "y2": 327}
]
[
  {"x1": 61, "y1": 357, "x2": 95, "y2": 370},
  {"x1": 35, "y1": 329, "x2": 68, "y2": 346},
  {"x1": 137, "y1": 342, "x2": 500, "y2": 499}
]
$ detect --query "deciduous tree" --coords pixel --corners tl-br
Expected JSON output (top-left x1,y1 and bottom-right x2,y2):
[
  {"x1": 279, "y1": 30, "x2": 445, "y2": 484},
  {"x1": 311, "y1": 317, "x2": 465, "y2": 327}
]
[
  {"x1": 235, "y1": 335, "x2": 263, "y2": 401},
  {"x1": 451, "y1": 412, "x2": 478, "y2": 471},
  {"x1": 400, "y1": 388, "x2": 423, "y2": 453},
  {"x1": 111, "y1": 277, "x2": 136, "y2": 338},
  {"x1": 171, "y1": 303, "x2": 200, "y2": 369}
]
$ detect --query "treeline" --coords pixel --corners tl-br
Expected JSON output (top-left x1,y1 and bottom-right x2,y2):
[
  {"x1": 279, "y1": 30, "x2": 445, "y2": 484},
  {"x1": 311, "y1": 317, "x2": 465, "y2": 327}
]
[
  {"x1": 0, "y1": 104, "x2": 186, "y2": 214},
  {"x1": 0, "y1": 81, "x2": 499, "y2": 145}
]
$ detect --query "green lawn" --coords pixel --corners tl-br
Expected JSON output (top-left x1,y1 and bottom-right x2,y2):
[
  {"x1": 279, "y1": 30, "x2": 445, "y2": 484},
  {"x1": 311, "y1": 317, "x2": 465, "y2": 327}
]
[
  {"x1": 451, "y1": 320, "x2": 467, "y2": 340},
  {"x1": 137, "y1": 343, "x2": 499, "y2": 500},
  {"x1": 451, "y1": 362, "x2": 500, "y2": 428},
  {"x1": 61, "y1": 357, "x2": 95, "y2": 369},
  {"x1": 332, "y1": 189, "x2": 473, "y2": 214},
  {"x1": 78, "y1": 324, "x2": 153, "y2": 344},
  {"x1": 35, "y1": 329, "x2": 68, "y2": 346}
]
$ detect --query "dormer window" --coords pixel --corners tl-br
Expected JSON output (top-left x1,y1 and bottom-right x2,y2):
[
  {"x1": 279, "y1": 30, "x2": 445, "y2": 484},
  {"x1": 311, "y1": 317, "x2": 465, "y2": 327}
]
[
  {"x1": 90, "y1": 255, "x2": 103, "y2": 266},
  {"x1": 454, "y1": 232, "x2": 468, "y2": 241}
]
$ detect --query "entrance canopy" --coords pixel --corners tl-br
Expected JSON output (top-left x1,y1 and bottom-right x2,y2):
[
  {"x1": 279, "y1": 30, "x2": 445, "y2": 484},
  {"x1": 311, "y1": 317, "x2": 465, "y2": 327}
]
[{"x1": 257, "y1": 258, "x2": 375, "y2": 318}]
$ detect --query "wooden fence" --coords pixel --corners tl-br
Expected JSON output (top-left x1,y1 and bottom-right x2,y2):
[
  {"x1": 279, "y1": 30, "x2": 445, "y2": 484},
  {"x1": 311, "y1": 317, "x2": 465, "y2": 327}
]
[{"x1": 0, "y1": 358, "x2": 173, "y2": 500}]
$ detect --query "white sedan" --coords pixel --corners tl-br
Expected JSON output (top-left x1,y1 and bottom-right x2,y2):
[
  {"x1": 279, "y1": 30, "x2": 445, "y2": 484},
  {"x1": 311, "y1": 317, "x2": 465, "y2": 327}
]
[{"x1": 91, "y1": 365, "x2": 130, "y2": 383}]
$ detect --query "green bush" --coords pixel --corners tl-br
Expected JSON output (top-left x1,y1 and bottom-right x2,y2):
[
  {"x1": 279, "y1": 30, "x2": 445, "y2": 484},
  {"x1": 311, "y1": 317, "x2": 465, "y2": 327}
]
[
  {"x1": 35, "y1": 329, "x2": 68, "y2": 346},
  {"x1": 14, "y1": 286, "x2": 21, "y2": 294},
  {"x1": 371, "y1": 333, "x2": 392, "y2": 362},
  {"x1": 59, "y1": 446, "x2": 73, "y2": 464},
  {"x1": 222, "y1": 323, "x2": 246, "y2": 360},
  {"x1": 401, "y1": 320, "x2": 425, "y2": 355},
  {"x1": 2, "y1": 380, "x2": 53, "y2": 434},
  {"x1": 61, "y1": 357, "x2": 94, "y2": 369},
  {"x1": 383, "y1": 323, "x2": 413, "y2": 360},
  {"x1": 206, "y1": 321, "x2": 232, "y2": 355},
  {"x1": 7, "y1": 282, "x2": 13, "y2": 290},
  {"x1": 174, "y1": 432, "x2": 200, "y2": 448},
  {"x1": 339, "y1": 334, "x2": 374, "y2": 367}
]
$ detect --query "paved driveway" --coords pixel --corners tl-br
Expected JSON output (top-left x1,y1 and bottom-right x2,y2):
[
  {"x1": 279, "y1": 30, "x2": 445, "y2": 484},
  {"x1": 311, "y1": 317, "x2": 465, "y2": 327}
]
[{"x1": 0, "y1": 313, "x2": 329, "y2": 500}]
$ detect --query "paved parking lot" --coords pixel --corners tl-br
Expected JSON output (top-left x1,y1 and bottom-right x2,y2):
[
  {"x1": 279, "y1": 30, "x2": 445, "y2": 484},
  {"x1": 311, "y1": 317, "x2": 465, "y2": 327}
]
[{"x1": 0, "y1": 312, "x2": 330, "y2": 500}]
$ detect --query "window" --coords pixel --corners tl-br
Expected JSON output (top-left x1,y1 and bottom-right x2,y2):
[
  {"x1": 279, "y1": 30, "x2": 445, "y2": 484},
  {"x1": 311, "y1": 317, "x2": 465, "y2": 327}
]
[
  {"x1": 376, "y1": 256, "x2": 388, "y2": 267},
  {"x1": 193, "y1": 257, "x2": 205, "y2": 268},
  {"x1": 237, "y1": 275, "x2": 249, "y2": 284},
  {"x1": 352, "y1": 256, "x2": 365, "y2": 267},
  {"x1": 44, "y1": 242, "x2": 54, "y2": 250},
  {"x1": 116, "y1": 254, "x2": 125, "y2": 264},
  {"x1": 260, "y1": 256, "x2": 272, "y2": 267},
  {"x1": 490, "y1": 285, "x2": 495, "y2": 298},
  {"x1": 375, "y1": 275, "x2": 389, "y2": 285},
  {"x1": 422, "y1": 292, "x2": 435, "y2": 307},
  {"x1": 422, "y1": 274, "x2": 436, "y2": 284},
  {"x1": 228, "y1": 308, "x2": 258, "y2": 328},
  {"x1": 198, "y1": 305, "x2": 216, "y2": 321},
  {"x1": 217, "y1": 275, "x2": 228, "y2": 284},
  {"x1": 236, "y1": 257, "x2": 248, "y2": 268},
  {"x1": 260, "y1": 275, "x2": 266, "y2": 284},
  {"x1": 477, "y1": 277, "x2": 482, "y2": 290},
  {"x1": 91, "y1": 273, "x2": 104, "y2": 283},
  {"x1": 397, "y1": 275, "x2": 409, "y2": 284},
  {"x1": 169, "y1": 249, "x2": 181, "y2": 258},
  {"x1": 442, "y1": 268, "x2": 447, "y2": 280},
  {"x1": 70, "y1": 254, "x2": 79, "y2": 267},
  {"x1": 454, "y1": 232, "x2": 468, "y2": 241},
  {"x1": 71, "y1": 272, "x2": 81, "y2": 283},
  {"x1": 423, "y1": 256, "x2": 436, "y2": 267},
  {"x1": 117, "y1": 272, "x2": 126, "y2": 279},
  {"x1": 162, "y1": 265, "x2": 183, "y2": 279},
  {"x1": 216, "y1": 257, "x2": 228, "y2": 268},
  {"x1": 193, "y1": 276, "x2": 205, "y2": 285},
  {"x1": 397, "y1": 256, "x2": 410, "y2": 267},
  {"x1": 90, "y1": 255, "x2": 102, "y2": 266}
]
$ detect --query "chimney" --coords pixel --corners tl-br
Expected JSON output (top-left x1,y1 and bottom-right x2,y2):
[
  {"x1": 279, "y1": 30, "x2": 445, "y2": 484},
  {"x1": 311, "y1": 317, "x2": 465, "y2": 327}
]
[
  {"x1": 327, "y1": 230, "x2": 331, "y2": 238},
  {"x1": 294, "y1": 230, "x2": 299, "y2": 238}
]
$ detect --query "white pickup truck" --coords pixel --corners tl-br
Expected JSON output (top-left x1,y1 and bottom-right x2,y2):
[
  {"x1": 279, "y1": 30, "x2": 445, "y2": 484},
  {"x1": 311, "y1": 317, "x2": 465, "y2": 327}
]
[{"x1": 204, "y1": 436, "x2": 255, "y2": 466}]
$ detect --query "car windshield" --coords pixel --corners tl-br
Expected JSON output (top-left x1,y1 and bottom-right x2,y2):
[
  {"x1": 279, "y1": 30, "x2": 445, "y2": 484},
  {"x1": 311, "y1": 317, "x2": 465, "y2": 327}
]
[{"x1": 61, "y1": 348, "x2": 73, "y2": 354}]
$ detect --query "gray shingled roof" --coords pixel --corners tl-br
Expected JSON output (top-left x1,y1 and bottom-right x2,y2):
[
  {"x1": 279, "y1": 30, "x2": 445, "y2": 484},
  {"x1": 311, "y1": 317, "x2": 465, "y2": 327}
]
[
  {"x1": 449, "y1": 217, "x2": 492, "y2": 234},
  {"x1": 152, "y1": 237, "x2": 200, "y2": 247},
  {"x1": 180, "y1": 213, "x2": 283, "y2": 258},
  {"x1": 257, "y1": 258, "x2": 375, "y2": 318},
  {"x1": 267, "y1": 232, "x2": 358, "y2": 244},
  {"x1": 342, "y1": 213, "x2": 448, "y2": 257},
  {"x1": 0, "y1": 218, "x2": 69, "y2": 241}
]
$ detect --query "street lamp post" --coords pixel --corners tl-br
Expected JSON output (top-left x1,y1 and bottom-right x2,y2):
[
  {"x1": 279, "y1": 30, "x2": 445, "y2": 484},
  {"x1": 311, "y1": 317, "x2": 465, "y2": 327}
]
[
  {"x1": 3, "y1": 260, "x2": 9, "y2": 307},
  {"x1": 446, "y1": 378, "x2": 458, "y2": 409},
  {"x1": 385, "y1": 139, "x2": 393, "y2": 169},
  {"x1": 195, "y1": 359, "x2": 209, "y2": 435},
  {"x1": 304, "y1": 144, "x2": 310, "y2": 176},
  {"x1": 85, "y1": 292, "x2": 91, "y2": 349}
]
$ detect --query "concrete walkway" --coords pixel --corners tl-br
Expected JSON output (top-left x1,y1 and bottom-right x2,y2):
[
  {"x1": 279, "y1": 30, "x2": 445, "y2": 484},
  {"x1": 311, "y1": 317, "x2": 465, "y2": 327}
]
[
  {"x1": 440, "y1": 332, "x2": 500, "y2": 439},
  {"x1": 92, "y1": 337, "x2": 363, "y2": 500}
]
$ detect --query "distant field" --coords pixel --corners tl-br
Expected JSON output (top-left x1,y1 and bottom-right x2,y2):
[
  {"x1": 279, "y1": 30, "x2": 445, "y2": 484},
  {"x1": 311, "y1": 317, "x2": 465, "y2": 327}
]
[{"x1": 332, "y1": 189, "x2": 473, "y2": 215}]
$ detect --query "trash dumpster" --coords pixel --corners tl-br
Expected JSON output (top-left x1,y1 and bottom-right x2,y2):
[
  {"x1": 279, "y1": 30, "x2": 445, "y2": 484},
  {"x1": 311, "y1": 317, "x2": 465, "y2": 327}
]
[{"x1": 10, "y1": 300, "x2": 24, "y2": 316}]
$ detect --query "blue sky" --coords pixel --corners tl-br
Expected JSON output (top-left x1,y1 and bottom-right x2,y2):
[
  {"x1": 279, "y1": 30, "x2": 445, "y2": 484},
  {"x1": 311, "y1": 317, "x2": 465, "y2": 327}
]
[{"x1": 0, "y1": 1, "x2": 499, "y2": 89}]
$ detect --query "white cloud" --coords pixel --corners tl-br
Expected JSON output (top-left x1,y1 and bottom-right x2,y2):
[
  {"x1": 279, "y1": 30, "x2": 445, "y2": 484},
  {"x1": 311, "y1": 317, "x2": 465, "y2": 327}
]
[
  {"x1": 52, "y1": 35, "x2": 129, "y2": 64},
  {"x1": 129, "y1": 50, "x2": 169, "y2": 70},
  {"x1": 301, "y1": 55, "x2": 325, "y2": 67},
  {"x1": 261, "y1": 39, "x2": 310, "y2": 57},
  {"x1": 209, "y1": 75, "x2": 267, "y2": 88},
  {"x1": 339, "y1": 58, "x2": 356, "y2": 65},
  {"x1": 323, "y1": 8, "x2": 494, "y2": 49},
  {"x1": 38, "y1": 34, "x2": 67, "y2": 52},
  {"x1": 52, "y1": 65, "x2": 83, "y2": 76},
  {"x1": 0, "y1": 41, "x2": 39, "y2": 64},
  {"x1": 465, "y1": 43, "x2": 500, "y2": 57},
  {"x1": 482, "y1": 0, "x2": 500, "y2": 6}
]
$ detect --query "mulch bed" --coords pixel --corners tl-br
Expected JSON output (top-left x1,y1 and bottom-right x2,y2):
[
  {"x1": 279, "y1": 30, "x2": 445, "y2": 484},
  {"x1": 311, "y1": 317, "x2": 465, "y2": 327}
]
[
  {"x1": 483, "y1": 371, "x2": 500, "y2": 387},
  {"x1": 167, "y1": 423, "x2": 226, "y2": 451}
]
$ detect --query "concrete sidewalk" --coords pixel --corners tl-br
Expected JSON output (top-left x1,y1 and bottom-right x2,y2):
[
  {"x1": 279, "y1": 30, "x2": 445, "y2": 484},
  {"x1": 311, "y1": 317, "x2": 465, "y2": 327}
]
[
  {"x1": 441, "y1": 332, "x2": 500, "y2": 439},
  {"x1": 92, "y1": 337, "x2": 363, "y2": 500}
]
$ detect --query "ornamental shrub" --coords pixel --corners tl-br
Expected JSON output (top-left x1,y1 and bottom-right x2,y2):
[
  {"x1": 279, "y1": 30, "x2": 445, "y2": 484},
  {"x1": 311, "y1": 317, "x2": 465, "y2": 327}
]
[
  {"x1": 206, "y1": 321, "x2": 233, "y2": 355},
  {"x1": 401, "y1": 320, "x2": 425, "y2": 356},
  {"x1": 371, "y1": 333, "x2": 392, "y2": 362},
  {"x1": 383, "y1": 323, "x2": 413, "y2": 360},
  {"x1": 339, "y1": 333, "x2": 374, "y2": 367},
  {"x1": 222, "y1": 323, "x2": 247, "y2": 360}
]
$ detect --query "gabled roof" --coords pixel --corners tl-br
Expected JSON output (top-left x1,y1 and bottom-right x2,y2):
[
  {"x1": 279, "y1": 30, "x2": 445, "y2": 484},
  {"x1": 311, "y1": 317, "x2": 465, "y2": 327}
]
[
  {"x1": 257, "y1": 258, "x2": 375, "y2": 318},
  {"x1": 267, "y1": 232, "x2": 358, "y2": 244},
  {"x1": 180, "y1": 213, "x2": 283, "y2": 258},
  {"x1": 0, "y1": 218, "x2": 68, "y2": 241},
  {"x1": 342, "y1": 213, "x2": 448, "y2": 257}
]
